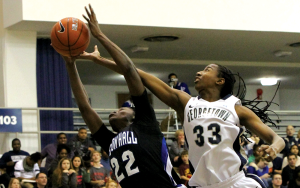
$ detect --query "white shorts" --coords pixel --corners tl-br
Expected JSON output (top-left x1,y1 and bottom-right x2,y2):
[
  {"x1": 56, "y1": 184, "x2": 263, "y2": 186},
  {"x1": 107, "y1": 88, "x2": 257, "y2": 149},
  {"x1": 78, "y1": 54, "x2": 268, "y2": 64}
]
[{"x1": 190, "y1": 171, "x2": 265, "y2": 188}]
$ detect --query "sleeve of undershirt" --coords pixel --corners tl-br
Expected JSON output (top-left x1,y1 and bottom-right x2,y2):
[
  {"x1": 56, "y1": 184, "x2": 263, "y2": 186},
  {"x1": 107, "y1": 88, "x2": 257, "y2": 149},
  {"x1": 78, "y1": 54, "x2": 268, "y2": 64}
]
[{"x1": 92, "y1": 124, "x2": 116, "y2": 154}]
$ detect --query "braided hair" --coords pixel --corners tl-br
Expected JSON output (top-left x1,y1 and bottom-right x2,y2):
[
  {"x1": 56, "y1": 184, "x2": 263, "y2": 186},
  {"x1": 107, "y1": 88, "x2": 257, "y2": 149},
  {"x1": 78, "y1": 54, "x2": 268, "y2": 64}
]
[
  {"x1": 215, "y1": 64, "x2": 280, "y2": 130},
  {"x1": 216, "y1": 64, "x2": 236, "y2": 98}
]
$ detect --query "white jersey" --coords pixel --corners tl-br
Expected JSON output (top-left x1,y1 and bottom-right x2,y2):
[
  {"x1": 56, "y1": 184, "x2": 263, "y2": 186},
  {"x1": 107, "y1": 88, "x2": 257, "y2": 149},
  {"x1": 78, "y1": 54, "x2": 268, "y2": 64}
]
[{"x1": 183, "y1": 95, "x2": 247, "y2": 187}]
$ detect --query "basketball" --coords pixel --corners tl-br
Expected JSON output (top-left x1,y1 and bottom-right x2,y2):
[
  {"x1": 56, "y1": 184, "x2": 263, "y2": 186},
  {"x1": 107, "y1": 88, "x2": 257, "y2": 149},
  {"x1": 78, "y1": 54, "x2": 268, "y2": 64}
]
[{"x1": 50, "y1": 17, "x2": 90, "y2": 56}]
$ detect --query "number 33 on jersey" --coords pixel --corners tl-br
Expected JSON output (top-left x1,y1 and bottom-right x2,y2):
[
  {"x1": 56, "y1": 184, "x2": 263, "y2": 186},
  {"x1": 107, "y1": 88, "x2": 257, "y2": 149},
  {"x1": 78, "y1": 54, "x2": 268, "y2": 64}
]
[{"x1": 184, "y1": 95, "x2": 248, "y2": 186}]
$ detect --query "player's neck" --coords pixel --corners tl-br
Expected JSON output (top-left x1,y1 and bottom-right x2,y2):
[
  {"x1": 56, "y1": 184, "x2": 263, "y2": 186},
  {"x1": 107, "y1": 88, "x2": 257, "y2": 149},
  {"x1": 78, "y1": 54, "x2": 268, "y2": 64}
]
[{"x1": 199, "y1": 89, "x2": 221, "y2": 102}]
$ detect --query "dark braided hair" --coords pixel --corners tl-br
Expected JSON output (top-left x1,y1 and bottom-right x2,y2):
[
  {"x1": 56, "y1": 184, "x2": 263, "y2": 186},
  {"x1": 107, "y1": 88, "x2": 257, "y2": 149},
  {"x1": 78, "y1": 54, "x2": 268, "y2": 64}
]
[
  {"x1": 216, "y1": 64, "x2": 280, "y2": 137},
  {"x1": 216, "y1": 64, "x2": 236, "y2": 98}
]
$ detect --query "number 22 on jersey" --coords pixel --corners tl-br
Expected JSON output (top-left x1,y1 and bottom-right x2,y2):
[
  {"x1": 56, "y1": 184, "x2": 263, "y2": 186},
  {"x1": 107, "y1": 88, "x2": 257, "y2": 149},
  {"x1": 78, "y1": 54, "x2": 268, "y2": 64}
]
[{"x1": 110, "y1": 150, "x2": 140, "y2": 182}]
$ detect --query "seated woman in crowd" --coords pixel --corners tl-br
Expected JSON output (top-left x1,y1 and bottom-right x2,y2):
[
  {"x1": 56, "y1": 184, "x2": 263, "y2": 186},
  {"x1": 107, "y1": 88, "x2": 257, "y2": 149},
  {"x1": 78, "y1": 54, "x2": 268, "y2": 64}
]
[
  {"x1": 281, "y1": 144, "x2": 300, "y2": 169},
  {"x1": 105, "y1": 180, "x2": 118, "y2": 188},
  {"x1": 52, "y1": 158, "x2": 77, "y2": 188},
  {"x1": 169, "y1": 129, "x2": 188, "y2": 167},
  {"x1": 72, "y1": 156, "x2": 90, "y2": 188},
  {"x1": 8, "y1": 178, "x2": 21, "y2": 188},
  {"x1": 247, "y1": 156, "x2": 271, "y2": 187}
]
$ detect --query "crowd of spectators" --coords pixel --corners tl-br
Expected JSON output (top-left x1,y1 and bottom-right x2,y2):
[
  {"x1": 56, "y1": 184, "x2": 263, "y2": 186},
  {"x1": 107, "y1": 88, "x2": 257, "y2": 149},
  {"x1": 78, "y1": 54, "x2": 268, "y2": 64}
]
[
  {"x1": 0, "y1": 128, "x2": 118, "y2": 188},
  {"x1": 2, "y1": 123, "x2": 299, "y2": 188},
  {"x1": 243, "y1": 125, "x2": 300, "y2": 188}
]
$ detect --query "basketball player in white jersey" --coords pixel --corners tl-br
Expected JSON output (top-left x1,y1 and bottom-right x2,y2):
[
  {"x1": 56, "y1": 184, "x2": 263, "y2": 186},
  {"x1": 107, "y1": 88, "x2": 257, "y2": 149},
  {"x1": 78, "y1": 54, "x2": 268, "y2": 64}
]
[{"x1": 79, "y1": 5, "x2": 285, "y2": 188}]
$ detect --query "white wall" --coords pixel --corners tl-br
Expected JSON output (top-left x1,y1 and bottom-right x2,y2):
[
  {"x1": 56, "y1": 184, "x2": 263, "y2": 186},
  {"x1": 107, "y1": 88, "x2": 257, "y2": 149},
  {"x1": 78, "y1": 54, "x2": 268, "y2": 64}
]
[
  {"x1": 3, "y1": 0, "x2": 300, "y2": 33},
  {"x1": 279, "y1": 89, "x2": 300, "y2": 110}
]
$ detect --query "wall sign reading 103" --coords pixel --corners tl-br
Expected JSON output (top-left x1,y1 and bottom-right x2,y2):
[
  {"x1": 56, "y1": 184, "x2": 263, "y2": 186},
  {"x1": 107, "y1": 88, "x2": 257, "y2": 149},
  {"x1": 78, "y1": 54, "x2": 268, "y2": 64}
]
[{"x1": 0, "y1": 116, "x2": 17, "y2": 125}]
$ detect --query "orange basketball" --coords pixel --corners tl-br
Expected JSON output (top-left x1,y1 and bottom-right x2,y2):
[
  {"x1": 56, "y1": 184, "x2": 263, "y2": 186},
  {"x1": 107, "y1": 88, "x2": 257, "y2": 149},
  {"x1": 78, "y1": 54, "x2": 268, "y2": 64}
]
[{"x1": 51, "y1": 17, "x2": 90, "y2": 56}]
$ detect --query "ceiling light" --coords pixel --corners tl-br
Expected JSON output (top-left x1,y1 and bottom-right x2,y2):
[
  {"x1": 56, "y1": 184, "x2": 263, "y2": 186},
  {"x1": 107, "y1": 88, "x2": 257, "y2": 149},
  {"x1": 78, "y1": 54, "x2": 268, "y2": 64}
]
[
  {"x1": 273, "y1": 50, "x2": 292, "y2": 57},
  {"x1": 143, "y1": 35, "x2": 179, "y2": 42},
  {"x1": 289, "y1": 42, "x2": 300, "y2": 47},
  {"x1": 130, "y1": 45, "x2": 149, "y2": 53},
  {"x1": 260, "y1": 78, "x2": 278, "y2": 86}
]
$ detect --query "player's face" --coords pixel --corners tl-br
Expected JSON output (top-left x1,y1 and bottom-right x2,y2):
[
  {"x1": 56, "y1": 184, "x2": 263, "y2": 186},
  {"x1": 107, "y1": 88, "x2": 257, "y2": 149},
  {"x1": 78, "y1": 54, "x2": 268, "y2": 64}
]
[
  {"x1": 57, "y1": 134, "x2": 67, "y2": 144},
  {"x1": 78, "y1": 129, "x2": 87, "y2": 140},
  {"x1": 288, "y1": 156, "x2": 297, "y2": 167},
  {"x1": 11, "y1": 179, "x2": 20, "y2": 188},
  {"x1": 61, "y1": 159, "x2": 70, "y2": 170},
  {"x1": 58, "y1": 149, "x2": 68, "y2": 159},
  {"x1": 72, "y1": 157, "x2": 81, "y2": 168},
  {"x1": 107, "y1": 182, "x2": 118, "y2": 188},
  {"x1": 286, "y1": 126, "x2": 295, "y2": 136},
  {"x1": 36, "y1": 173, "x2": 47, "y2": 186},
  {"x1": 92, "y1": 153, "x2": 101, "y2": 162},
  {"x1": 109, "y1": 107, "x2": 134, "y2": 132},
  {"x1": 272, "y1": 174, "x2": 282, "y2": 186},
  {"x1": 291, "y1": 145, "x2": 299, "y2": 155},
  {"x1": 12, "y1": 140, "x2": 21, "y2": 152},
  {"x1": 194, "y1": 64, "x2": 220, "y2": 94}
]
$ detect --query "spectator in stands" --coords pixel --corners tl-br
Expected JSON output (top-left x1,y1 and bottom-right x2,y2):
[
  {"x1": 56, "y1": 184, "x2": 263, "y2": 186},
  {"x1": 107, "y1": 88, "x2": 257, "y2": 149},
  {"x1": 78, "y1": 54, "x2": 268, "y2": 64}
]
[
  {"x1": 178, "y1": 150, "x2": 192, "y2": 186},
  {"x1": 247, "y1": 144, "x2": 264, "y2": 164},
  {"x1": 282, "y1": 153, "x2": 298, "y2": 186},
  {"x1": 52, "y1": 158, "x2": 76, "y2": 188},
  {"x1": 0, "y1": 168, "x2": 11, "y2": 188},
  {"x1": 105, "y1": 179, "x2": 118, "y2": 188},
  {"x1": 14, "y1": 152, "x2": 41, "y2": 188},
  {"x1": 272, "y1": 156, "x2": 283, "y2": 175},
  {"x1": 8, "y1": 178, "x2": 21, "y2": 188},
  {"x1": 282, "y1": 144, "x2": 300, "y2": 169},
  {"x1": 48, "y1": 144, "x2": 71, "y2": 188},
  {"x1": 71, "y1": 155, "x2": 90, "y2": 188},
  {"x1": 282, "y1": 125, "x2": 298, "y2": 156},
  {"x1": 268, "y1": 173, "x2": 282, "y2": 188},
  {"x1": 41, "y1": 133, "x2": 67, "y2": 170},
  {"x1": 169, "y1": 129, "x2": 188, "y2": 167},
  {"x1": 168, "y1": 73, "x2": 190, "y2": 95},
  {"x1": 0, "y1": 138, "x2": 30, "y2": 177},
  {"x1": 100, "y1": 149, "x2": 110, "y2": 173},
  {"x1": 287, "y1": 166, "x2": 300, "y2": 188},
  {"x1": 90, "y1": 151, "x2": 109, "y2": 188},
  {"x1": 34, "y1": 173, "x2": 47, "y2": 188},
  {"x1": 247, "y1": 156, "x2": 270, "y2": 187},
  {"x1": 297, "y1": 130, "x2": 300, "y2": 148},
  {"x1": 69, "y1": 128, "x2": 96, "y2": 158}
]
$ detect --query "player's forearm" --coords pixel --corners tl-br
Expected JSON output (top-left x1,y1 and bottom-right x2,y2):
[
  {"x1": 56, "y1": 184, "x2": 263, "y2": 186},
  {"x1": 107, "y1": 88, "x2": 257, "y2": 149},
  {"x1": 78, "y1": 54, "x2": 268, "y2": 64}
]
[
  {"x1": 65, "y1": 63, "x2": 90, "y2": 109},
  {"x1": 94, "y1": 33, "x2": 135, "y2": 74},
  {"x1": 269, "y1": 134, "x2": 285, "y2": 155},
  {"x1": 93, "y1": 56, "x2": 123, "y2": 75}
]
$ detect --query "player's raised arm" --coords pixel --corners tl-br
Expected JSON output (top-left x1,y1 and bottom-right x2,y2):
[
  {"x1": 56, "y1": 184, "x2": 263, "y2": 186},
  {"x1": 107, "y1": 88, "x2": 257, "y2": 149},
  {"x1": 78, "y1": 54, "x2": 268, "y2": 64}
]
[
  {"x1": 80, "y1": 46, "x2": 191, "y2": 120},
  {"x1": 236, "y1": 105, "x2": 285, "y2": 161},
  {"x1": 63, "y1": 56, "x2": 103, "y2": 134},
  {"x1": 83, "y1": 4, "x2": 144, "y2": 96}
]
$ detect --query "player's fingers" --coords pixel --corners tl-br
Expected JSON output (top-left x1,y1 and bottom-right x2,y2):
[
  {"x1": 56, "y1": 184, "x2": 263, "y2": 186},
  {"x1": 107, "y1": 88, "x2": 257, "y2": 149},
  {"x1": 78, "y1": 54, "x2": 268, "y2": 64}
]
[
  {"x1": 94, "y1": 45, "x2": 99, "y2": 51},
  {"x1": 85, "y1": 6, "x2": 91, "y2": 18},
  {"x1": 259, "y1": 145, "x2": 269, "y2": 150},
  {"x1": 82, "y1": 14, "x2": 89, "y2": 23}
]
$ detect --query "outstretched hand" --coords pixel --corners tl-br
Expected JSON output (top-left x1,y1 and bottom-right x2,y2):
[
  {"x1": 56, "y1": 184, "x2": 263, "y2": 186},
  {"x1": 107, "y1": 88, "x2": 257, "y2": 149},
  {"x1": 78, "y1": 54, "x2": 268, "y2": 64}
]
[
  {"x1": 259, "y1": 144, "x2": 278, "y2": 162},
  {"x1": 83, "y1": 4, "x2": 102, "y2": 38},
  {"x1": 78, "y1": 45, "x2": 101, "y2": 60}
]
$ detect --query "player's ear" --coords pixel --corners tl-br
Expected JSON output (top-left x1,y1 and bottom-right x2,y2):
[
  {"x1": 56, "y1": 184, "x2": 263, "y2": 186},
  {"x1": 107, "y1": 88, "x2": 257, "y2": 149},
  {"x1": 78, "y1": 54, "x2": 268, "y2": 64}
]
[{"x1": 216, "y1": 78, "x2": 225, "y2": 86}]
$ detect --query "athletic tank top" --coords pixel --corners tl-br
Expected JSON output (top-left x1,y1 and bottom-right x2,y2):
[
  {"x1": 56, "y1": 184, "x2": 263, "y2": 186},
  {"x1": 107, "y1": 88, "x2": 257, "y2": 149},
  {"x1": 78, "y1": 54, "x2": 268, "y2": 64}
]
[{"x1": 183, "y1": 95, "x2": 247, "y2": 187}]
